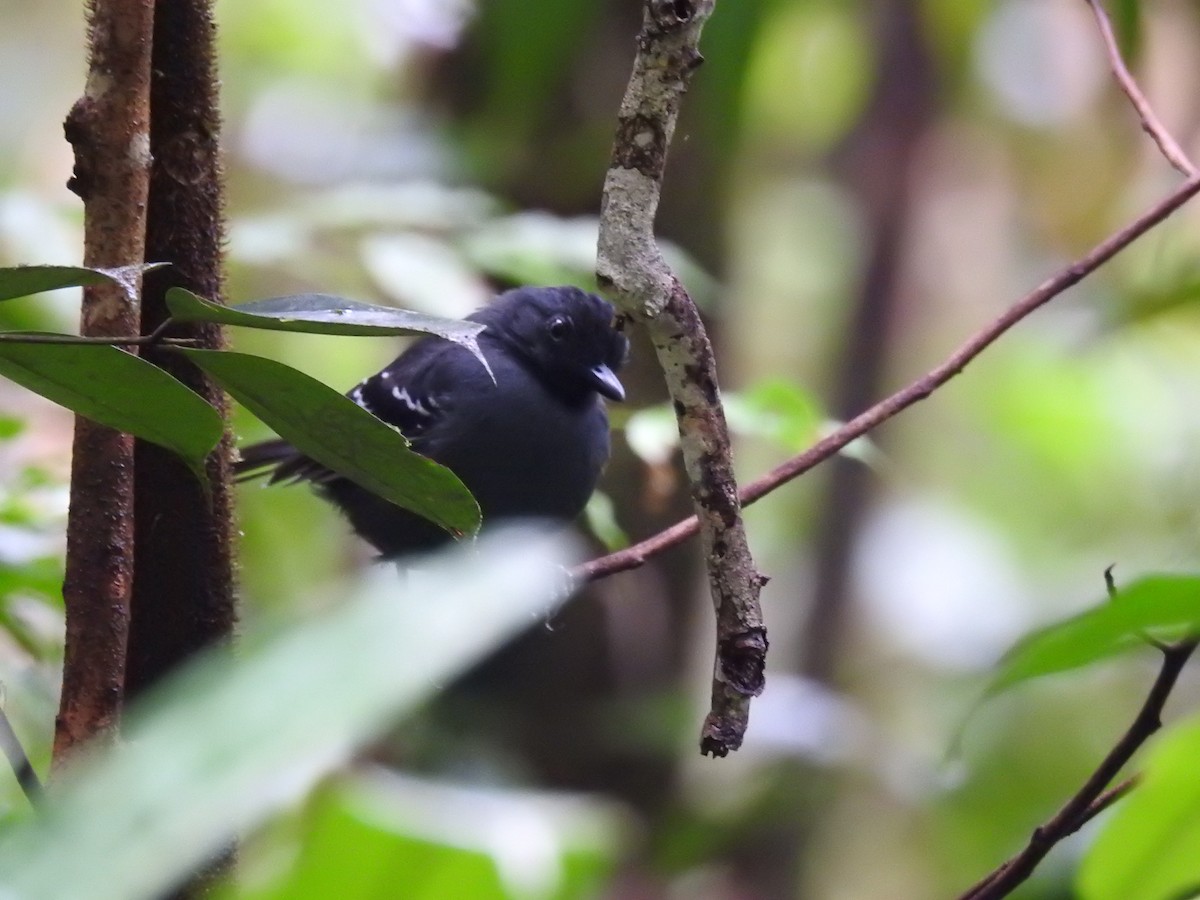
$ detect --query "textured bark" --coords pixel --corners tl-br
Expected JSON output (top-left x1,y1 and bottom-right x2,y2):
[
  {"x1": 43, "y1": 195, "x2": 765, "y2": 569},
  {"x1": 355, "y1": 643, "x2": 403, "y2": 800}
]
[
  {"x1": 54, "y1": 0, "x2": 155, "y2": 764},
  {"x1": 125, "y1": 0, "x2": 235, "y2": 699},
  {"x1": 598, "y1": 0, "x2": 766, "y2": 756},
  {"x1": 124, "y1": 2, "x2": 235, "y2": 892}
]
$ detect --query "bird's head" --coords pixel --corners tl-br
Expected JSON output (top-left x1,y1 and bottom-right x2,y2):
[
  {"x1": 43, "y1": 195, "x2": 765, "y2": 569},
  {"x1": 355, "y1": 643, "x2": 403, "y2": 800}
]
[{"x1": 476, "y1": 286, "x2": 629, "y2": 403}]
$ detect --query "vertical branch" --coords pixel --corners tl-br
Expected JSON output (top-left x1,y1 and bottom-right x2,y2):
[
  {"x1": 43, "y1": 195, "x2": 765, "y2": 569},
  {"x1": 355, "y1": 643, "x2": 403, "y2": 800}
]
[
  {"x1": 54, "y1": 0, "x2": 155, "y2": 763},
  {"x1": 597, "y1": 0, "x2": 766, "y2": 756},
  {"x1": 125, "y1": 2, "x2": 234, "y2": 891},
  {"x1": 126, "y1": 0, "x2": 235, "y2": 700}
]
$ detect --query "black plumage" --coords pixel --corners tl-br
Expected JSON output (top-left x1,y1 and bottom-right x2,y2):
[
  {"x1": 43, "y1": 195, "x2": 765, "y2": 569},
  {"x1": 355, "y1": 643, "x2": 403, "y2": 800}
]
[{"x1": 236, "y1": 285, "x2": 629, "y2": 558}]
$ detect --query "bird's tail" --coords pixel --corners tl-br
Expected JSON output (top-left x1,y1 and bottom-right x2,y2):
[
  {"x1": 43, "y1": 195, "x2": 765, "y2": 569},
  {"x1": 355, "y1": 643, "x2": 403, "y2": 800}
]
[
  {"x1": 235, "y1": 438, "x2": 340, "y2": 486},
  {"x1": 234, "y1": 438, "x2": 296, "y2": 483}
]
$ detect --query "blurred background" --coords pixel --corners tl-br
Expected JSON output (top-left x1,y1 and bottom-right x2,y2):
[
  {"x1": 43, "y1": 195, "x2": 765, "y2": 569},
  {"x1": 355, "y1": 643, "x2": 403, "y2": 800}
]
[{"x1": 3, "y1": 0, "x2": 1200, "y2": 896}]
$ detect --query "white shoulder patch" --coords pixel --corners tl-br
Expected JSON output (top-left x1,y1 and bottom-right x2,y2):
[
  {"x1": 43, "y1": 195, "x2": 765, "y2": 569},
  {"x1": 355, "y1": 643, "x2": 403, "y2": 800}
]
[{"x1": 392, "y1": 385, "x2": 430, "y2": 416}]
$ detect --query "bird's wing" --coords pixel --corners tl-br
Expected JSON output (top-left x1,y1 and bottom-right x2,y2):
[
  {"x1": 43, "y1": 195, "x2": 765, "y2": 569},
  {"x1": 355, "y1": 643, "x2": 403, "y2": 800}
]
[
  {"x1": 235, "y1": 337, "x2": 488, "y2": 487},
  {"x1": 347, "y1": 337, "x2": 452, "y2": 442}
]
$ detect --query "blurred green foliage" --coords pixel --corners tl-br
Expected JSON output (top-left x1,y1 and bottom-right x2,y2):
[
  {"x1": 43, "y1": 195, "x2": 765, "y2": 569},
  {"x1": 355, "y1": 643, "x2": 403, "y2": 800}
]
[
  {"x1": 1080, "y1": 711, "x2": 1200, "y2": 900},
  {"x1": 0, "y1": 533, "x2": 621, "y2": 900},
  {"x1": 0, "y1": 418, "x2": 61, "y2": 826},
  {"x1": 230, "y1": 771, "x2": 620, "y2": 900},
  {"x1": 1, "y1": 0, "x2": 1200, "y2": 896}
]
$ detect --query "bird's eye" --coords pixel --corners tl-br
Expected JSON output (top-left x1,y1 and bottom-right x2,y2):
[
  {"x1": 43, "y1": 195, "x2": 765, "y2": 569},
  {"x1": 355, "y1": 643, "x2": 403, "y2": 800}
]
[{"x1": 548, "y1": 315, "x2": 571, "y2": 340}]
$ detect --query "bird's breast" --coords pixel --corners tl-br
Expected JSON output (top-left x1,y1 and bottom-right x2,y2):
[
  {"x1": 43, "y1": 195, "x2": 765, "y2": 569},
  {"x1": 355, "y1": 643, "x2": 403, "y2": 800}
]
[{"x1": 435, "y1": 371, "x2": 610, "y2": 523}]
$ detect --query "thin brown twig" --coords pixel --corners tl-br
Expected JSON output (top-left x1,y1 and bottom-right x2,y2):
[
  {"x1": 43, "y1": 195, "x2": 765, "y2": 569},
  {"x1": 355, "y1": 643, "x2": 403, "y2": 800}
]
[
  {"x1": 1085, "y1": 0, "x2": 1198, "y2": 178},
  {"x1": 1074, "y1": 774, "x2": 1139, "y2": 827},
  {"x1": 572, "y1": 173, "x2": 1200, "y2": 584},
  {"x1": 0, "y1": 317, "x2": 185, "y2": 347},
  {"x1": 960, "y1": 642, "x2": 1196, "y2": 900},
  {"x1": 0, "y1": 334, "x2": 193, "y2": 347},
  {"x1": 957, "y1": 775, "x2": 1138, "y2": 899}
]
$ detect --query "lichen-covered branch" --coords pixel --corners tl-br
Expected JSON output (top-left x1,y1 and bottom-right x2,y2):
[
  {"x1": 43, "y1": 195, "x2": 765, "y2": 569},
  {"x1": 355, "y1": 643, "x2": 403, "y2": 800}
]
[{"x1": 597, "y1": 0, "x2": 766, "y2": 757}]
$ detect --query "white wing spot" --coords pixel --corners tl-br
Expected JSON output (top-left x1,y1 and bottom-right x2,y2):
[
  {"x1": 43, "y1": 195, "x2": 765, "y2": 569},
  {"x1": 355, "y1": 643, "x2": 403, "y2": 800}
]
[{"x1": 392, "y1": 385, "x2": 430, "y2": 416}]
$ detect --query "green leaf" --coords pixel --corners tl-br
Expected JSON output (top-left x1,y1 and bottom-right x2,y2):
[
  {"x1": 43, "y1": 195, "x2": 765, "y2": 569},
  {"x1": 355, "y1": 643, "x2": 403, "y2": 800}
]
[
  {"x1": 1078, "y1": 713, "x2": 1200, "y2": 900},
  {"x1": 725, "y1": 378, "x2": 822, "y2": 452},
  {"x1": 1110, "y1": 0, "x2": 1141, "y2": 63},
  {"x1": 985, "y1": 575, "x2": 1200, "y2": 698},
  {"x1": 583, "y1": 491, "x2": 627, "y2": 552},
  {"x1": 239, "y1": 771, "x2": 621, "y2": 900},
  {"x1": 0, "y1": 264, "x2": 166, "y2": 303},
  {"x1": 0, "y1": 531, "x2": 574, "y2": 900},
  {"x1": 178, "y1": 348, "x2": 480, "y2": 536},
  {"x1": 622, "y1": 378, "x2": 824, "y2": 465},
  {"x1": 0, "y1": 414, "x2": 25, "y2": 440},
  {"x1": 165, "y1": 289, "x2": 486, "y2": 359},
  {"x1": 0, "y1": 338, "x2": 222, "y2": 481}
]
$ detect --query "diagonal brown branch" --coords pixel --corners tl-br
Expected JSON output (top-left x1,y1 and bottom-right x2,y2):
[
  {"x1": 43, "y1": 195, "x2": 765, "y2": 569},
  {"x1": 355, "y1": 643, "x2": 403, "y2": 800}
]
[
  {"x1": 574, "y1": 173, "x2": 1200, "y2": 584},
  {"x1": 596, "y1": 0, "x2": 765, "y2": 757},
  {"x1": 961, "y1": 642, "x2": 1196, "y2": 900},
  {"x1": 1085, "y1": 0, "x2": 1198, "y2": 177}
]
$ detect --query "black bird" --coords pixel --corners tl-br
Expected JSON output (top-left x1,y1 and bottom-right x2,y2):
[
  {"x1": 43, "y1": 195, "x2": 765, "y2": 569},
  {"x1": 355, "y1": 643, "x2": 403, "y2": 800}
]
[{"x1": 236, "y1": 285, "x2": 629, "y2": 559}]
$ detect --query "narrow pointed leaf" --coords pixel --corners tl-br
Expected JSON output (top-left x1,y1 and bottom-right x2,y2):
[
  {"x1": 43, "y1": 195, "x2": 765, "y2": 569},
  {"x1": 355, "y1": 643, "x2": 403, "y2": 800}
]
[
  {"x1": 166, "y1": 287, "x2": 485, "y2": 351},
  {"x1": 0, "y1": 264, "x2": 166, "y2": 303},
  {"x1": 178, "y1": 348, "x2": 480, "y2": 535},
  {"x1": 985, "y1": 575, "x2": 1200, "y2": 698},
  {"x1": 0, "y1": 337, "x2": 221, "y2": 481}
]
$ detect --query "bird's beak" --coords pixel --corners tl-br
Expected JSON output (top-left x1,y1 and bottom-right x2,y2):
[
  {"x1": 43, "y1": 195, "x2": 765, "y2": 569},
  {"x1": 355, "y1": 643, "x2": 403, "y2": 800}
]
[{"x1": 589, "y1": 364, "x2": 625, "y2": 402}]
